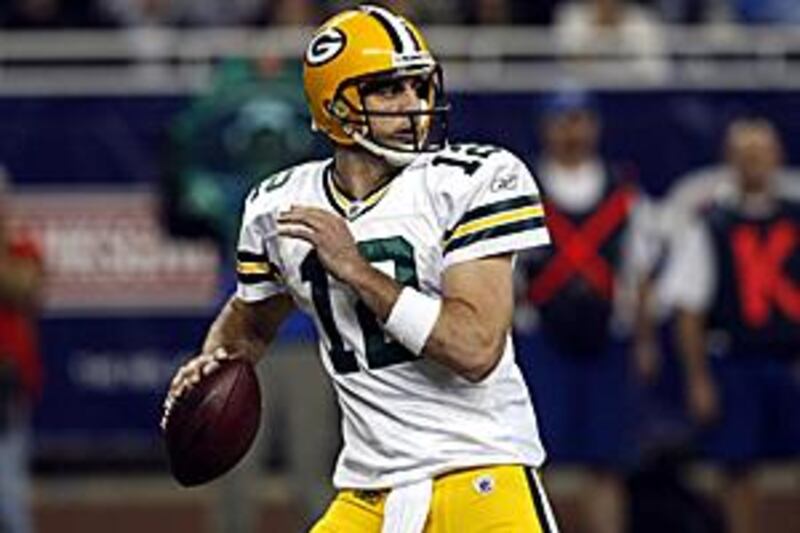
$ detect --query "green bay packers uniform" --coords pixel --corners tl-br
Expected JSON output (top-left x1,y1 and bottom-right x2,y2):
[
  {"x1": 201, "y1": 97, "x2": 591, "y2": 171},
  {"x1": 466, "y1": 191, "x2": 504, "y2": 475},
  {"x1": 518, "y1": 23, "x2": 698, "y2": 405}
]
[
  {"x1": 236, "y1": 144, "x2": 558, "y2": 532},
  {"x1": 234, "y1": 2, "x2": 562, "y2": 531}
]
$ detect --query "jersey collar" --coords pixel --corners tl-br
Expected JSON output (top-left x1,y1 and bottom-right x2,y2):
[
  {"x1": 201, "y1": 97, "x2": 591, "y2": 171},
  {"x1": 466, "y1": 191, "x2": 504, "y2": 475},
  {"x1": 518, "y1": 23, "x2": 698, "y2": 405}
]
[{"x1": 323, "y1": 162, "x2": 394, "y2": 220}]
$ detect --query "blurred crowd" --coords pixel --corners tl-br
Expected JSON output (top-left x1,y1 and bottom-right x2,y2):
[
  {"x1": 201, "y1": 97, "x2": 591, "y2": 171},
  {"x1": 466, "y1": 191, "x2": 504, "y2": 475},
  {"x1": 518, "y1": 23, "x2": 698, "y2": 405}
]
[{"x1": 2, "y1": 0, "x2": 800, "y2": 29}]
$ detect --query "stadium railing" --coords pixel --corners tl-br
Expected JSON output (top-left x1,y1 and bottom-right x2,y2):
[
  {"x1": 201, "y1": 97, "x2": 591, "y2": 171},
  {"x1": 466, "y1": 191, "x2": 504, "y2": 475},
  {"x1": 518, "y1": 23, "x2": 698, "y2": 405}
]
[{"x1": 1, "y1": 25, "x2": 800, "y2": 94}]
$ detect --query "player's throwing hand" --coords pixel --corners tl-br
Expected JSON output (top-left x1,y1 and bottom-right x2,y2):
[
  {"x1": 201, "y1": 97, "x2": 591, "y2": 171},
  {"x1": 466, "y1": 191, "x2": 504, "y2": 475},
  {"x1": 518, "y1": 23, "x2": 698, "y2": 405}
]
[{"x1": 277, "y1": 206, "x2": 370, "y2": 282}]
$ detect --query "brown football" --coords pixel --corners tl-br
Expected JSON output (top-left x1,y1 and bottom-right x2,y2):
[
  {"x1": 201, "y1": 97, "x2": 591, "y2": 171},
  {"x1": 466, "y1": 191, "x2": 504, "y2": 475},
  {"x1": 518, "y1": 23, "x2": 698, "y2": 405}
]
[{"x1": 163, "y1": 358, "x2": 261, "y2": 487}]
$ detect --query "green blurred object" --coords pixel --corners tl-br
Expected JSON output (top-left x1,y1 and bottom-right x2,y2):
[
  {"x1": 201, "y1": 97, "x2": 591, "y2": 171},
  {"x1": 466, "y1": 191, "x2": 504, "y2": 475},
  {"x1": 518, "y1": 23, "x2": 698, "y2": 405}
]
[{"x1": 162, "y1": 57, "x2": 327, "y2": 255}]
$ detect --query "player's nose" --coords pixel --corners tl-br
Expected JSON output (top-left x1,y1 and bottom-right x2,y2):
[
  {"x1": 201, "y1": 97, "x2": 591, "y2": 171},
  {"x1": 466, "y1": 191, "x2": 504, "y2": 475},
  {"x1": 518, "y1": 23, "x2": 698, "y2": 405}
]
[{"x1": 396, "y1": 80, "x2": 422, "y2": 110}]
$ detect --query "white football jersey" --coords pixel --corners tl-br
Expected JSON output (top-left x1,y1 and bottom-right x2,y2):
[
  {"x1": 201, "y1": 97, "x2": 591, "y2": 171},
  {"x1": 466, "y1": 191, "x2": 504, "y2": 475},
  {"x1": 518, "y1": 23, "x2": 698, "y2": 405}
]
[{"x1": 236, "y1": 143, "x2": 550, "y2": 489}]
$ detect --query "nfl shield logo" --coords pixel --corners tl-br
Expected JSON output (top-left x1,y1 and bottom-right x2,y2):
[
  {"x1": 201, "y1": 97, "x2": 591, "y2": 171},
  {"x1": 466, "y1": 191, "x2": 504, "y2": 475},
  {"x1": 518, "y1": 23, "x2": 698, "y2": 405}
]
[{"x1": 473, "y1": 474, "x2": 495, "y2": 495}]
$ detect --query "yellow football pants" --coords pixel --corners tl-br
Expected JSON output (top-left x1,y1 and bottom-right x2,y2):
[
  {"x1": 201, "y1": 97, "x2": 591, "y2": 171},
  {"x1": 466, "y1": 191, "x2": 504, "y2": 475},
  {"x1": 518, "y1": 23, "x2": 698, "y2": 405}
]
[{"x1": 310, "y1": 465, "x2": 559, "y2": 533}]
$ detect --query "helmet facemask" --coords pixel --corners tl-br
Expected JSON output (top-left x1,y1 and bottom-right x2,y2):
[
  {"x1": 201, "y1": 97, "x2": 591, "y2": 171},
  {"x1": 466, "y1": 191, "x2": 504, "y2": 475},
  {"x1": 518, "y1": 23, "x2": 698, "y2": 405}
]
[{"x1": 327, "y1": 64, "x2": 449, "y2": 167}]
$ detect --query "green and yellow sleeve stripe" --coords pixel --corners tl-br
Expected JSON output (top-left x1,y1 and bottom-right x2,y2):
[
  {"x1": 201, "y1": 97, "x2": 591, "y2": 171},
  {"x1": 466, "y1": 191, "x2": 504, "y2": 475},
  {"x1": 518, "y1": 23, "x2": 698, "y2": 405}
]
[
  {"x1": 443, "y1": 196, "x2": 546, "y2": 254},
  {"x1": 236, "y1": 251, "x2": 282, "y2": 285}
]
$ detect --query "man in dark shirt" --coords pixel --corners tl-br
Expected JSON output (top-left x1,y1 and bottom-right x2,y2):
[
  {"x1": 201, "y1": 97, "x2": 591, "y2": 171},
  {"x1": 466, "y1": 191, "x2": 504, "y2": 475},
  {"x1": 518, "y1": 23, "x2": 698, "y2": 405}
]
[{"x1": 670, "y1": 119, "x2": 800, "y2": 533}]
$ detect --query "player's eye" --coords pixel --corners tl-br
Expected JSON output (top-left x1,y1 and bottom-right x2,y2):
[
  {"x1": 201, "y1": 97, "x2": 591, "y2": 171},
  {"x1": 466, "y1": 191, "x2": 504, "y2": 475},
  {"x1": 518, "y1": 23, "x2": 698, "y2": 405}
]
[
  {"x1": 361, "y1": 76, "x2": 430, "y2": 100},
  {"x1": 412, "y1": 76, "x2": 433, "y2": 100},
  {"x1": 361, "y1": 78, "x2": 405, "y2": 98}
]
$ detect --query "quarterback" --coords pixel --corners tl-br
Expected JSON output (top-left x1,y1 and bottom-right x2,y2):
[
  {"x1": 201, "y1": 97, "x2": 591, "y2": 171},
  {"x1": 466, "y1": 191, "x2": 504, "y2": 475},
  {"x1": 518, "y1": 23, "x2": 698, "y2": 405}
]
[{"x1": 164, "y1": 5, "x2": 559, "y2": 533}]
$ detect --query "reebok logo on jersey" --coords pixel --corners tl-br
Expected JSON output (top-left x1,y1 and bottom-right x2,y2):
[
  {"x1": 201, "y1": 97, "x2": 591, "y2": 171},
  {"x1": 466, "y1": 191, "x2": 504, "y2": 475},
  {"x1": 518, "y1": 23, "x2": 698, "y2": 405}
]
[
  {"x1": 473, "y1": 474, "x2": 496, "y2": 495},
  {"x1": 490, "y1": 173, "x2": 519, "y2": 192}
]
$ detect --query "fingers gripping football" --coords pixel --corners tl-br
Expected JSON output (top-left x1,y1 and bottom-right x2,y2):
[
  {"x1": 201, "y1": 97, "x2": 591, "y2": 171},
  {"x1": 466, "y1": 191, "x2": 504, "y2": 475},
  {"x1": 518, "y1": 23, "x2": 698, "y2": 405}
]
[{"x1": 161, "y1": 347, "x2": 232, "y2": 431}]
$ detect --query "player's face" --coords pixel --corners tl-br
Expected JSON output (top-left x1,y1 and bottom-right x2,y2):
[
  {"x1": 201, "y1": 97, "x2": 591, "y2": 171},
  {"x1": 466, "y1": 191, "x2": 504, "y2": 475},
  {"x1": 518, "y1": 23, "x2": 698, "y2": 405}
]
[
  {"x1": 727, "y1": 128, "x2": 781, "y2": 193},
  {"x1": 360, "y1": 75, "x2": 432, "y2": 150},
  {"x1": 543, "y1": 110, "x2": 600, "y2": 165}
]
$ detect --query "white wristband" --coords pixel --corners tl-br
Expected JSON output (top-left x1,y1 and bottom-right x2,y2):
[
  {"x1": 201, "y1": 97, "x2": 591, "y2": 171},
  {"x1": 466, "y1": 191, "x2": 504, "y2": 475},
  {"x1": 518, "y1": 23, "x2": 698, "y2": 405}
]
[{"x1": 384, "y1": 287, "x2": 442, "y2": 356}]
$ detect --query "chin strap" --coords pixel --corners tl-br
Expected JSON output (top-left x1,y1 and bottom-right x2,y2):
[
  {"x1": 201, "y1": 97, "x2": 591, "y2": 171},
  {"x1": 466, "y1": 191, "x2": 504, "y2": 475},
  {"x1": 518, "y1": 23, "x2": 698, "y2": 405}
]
[{"x1": 342, "y1": 99, "x2": 441, "y2": 167}]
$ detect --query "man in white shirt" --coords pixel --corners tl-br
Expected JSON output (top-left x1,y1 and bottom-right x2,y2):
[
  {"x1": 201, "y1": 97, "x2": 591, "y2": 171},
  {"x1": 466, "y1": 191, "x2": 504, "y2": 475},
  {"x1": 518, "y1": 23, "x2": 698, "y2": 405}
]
[{"x1": 664, "y1": 118, "x2": 800, "y2": 533}]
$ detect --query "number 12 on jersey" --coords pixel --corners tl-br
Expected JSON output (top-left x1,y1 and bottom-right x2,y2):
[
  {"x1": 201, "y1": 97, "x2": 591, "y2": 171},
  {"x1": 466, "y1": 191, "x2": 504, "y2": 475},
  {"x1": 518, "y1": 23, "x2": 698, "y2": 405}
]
[{"x1": 300, "y1": 236, "x2": 420, "y2": 374}]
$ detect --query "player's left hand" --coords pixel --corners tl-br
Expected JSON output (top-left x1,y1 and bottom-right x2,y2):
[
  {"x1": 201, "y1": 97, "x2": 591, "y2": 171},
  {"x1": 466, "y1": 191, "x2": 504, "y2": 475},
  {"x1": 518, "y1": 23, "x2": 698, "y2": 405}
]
[
  {"x1": 161, "y1": 347, "x2": 234, "y2": 431},
  {"x1": 277, "y1": 206, "x2": 369, "y2": 282}
]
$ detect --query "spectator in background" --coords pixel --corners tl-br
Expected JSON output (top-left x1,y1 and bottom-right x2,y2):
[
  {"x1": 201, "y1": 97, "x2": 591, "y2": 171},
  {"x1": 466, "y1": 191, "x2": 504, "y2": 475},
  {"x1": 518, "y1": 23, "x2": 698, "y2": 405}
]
[
  {"x1": 1, "y1": 0, "x2": 106, "y2": 27},
  {"x1": 257, "y1": 0, "x2": 321, "y2": 26},
  {"x1": 517, "y1": 90, "x2": 649, "y2": 533},
  {"x1": 1, "y1": 0, "x2": 64, "y2": 27},
  {"x1": 326, "y1": 0, "x2": 553, "y2": 25},
  {"x1": 731, "y1": 0, "x2": 800, "y2": 24},
  {"x1": 0, "y1": 170, "x2": 45, "y2": 533},
  {"x1": 469, "y1": 0, "x2": 513, "y2": 24},
  {"x1": 645, "y1": 0, "x2": 728, "y2": 24},
  {"x1": 641, "y1": 120, "x2": 800, "y2": 366},
  {"x1": 651, "y1": 0, "x2": 731, "y2": 24},
  {"x1": 554, "y1": 0, "x2": 668, "y2": 81},
  {"x1": 459, "y1": 0, "x2": 558, "y2": 25},
  {"x1": 664, "y1": 118, "x2": 800, "y2": 533},
  {"x1": 98, "y1": 0, "x2": 320, "y2": 27},
  {"x1": 161, "y1": 0, "x2": 264, "y2": 26},
  {"x1": 657, "y1": 118, "x2": 800, "y2": 312},
  {"x1": 411, "y1": 0, "x2": 463, "y2": 24},
  {"x1": 94, "y1": 0, "x2": 177, "y2": 79},
  {"x1": 96, "y1": 0, "x2": 174, "y2": 25},
  {"x1": 162, "y1": 58, "x2": 323, "y2": 258},
  {"x1": 508, "y1": 0, "x2": 560, "y2": 25},
  {"x1": 324, "y1": 0, "x2": 461, "y2": 24},
  {"x1": 642, "y1": 119, "x2": 800, "y2": 435}
]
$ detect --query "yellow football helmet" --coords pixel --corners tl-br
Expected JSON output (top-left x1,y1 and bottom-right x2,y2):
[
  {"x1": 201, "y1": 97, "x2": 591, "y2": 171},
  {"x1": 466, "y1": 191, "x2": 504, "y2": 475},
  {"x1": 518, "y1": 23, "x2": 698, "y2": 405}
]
[{"x1": 303, "y1": 4, "x2": 449, "y2": 166}]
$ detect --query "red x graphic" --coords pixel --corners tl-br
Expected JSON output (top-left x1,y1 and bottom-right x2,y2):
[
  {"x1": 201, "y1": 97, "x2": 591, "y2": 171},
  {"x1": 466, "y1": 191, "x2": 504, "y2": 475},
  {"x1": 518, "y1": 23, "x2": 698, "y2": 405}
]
[
  {"x1": 528, "y1": 186, "x2": 634, "y2": 306},
  {"x1": 731, "y1": 220, "x2": 800, "y2": 327}
]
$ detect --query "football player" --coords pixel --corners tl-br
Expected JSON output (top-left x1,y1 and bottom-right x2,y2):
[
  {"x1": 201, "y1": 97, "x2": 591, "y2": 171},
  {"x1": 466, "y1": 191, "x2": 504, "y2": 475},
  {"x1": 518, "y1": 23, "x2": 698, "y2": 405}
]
[{"x1": 163, "y1": 5, "x2": 560, "y2": 532}]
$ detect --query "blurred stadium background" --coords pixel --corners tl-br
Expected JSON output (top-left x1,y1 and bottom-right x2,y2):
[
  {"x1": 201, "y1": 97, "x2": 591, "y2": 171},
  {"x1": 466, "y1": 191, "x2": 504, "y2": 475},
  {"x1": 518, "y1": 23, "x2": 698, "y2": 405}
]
[{"x1": 1, "y1": 0, "x2": 799, "y2": 532}]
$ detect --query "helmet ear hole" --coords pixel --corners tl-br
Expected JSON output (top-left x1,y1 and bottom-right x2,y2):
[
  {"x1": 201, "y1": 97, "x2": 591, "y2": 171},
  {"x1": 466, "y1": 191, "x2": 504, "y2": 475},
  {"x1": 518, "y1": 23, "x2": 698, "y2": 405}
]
[{"x1": 330, "y1": 98, "x2": 349, "y2": 120}]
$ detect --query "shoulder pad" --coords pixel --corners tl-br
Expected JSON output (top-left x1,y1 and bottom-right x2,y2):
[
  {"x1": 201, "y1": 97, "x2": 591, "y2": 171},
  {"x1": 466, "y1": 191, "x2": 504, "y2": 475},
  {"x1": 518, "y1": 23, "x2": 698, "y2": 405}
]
[
  {"x1": 244, "y1": 160, "x2": 327, "y2": 209},
  {"x1": 245, "y1": 168, "x2": 296, "y2": 205},
  {"x1": 425, "y1": 143, "x2": 508, "y2": 178}
]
